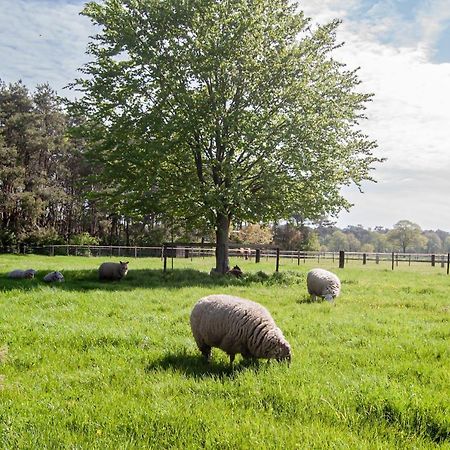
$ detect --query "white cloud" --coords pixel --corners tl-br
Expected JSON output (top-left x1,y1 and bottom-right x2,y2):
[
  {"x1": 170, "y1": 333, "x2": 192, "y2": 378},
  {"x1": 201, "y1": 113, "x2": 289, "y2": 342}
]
[
  {"x1": 0, "y1": 0, "x2": 92, "y2": 97},
  {"x1": 416, "y1": 0, "x2": 450, "y2": 55}
]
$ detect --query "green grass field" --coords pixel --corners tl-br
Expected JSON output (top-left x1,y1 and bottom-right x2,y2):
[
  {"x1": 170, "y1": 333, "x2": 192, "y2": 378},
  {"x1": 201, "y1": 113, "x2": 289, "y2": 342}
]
[{"x1": 0, "y1": 254, "x2": 449, "y2": 449}]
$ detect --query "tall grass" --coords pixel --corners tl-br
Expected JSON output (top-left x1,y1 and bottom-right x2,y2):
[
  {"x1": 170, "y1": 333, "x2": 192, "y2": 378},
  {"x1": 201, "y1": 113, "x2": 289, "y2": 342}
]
[{"x1": 0, "y1": 254, "x2": 449, "y2": 449}]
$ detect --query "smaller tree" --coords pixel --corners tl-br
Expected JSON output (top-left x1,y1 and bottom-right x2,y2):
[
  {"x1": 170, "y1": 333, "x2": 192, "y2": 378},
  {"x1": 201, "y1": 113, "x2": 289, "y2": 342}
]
[
  {"x1": 423, "y1": 231, "x2": 442, "y2": 253},
  {"x1": 232, "y1": 224, "x2": 273, "y2": 246},
  {"x1": 303, "y1": 231, "x2": 320, "y2": 251},
  {"x1": 444, "y1": 236, "x2": 450, "y2": 253},
  {"x1": 326, "y1": 230, "x2": 350, "y2": 251},
  {"x1": 387, "y1": 220, "x2": 426, "y2": 253},
  {"x1": 273, "y1": 223, "x2": 303, "y2": 250}
]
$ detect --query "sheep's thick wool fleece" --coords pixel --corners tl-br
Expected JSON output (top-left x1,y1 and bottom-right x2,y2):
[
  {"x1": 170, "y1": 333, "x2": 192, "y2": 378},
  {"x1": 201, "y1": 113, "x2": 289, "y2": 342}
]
[
  {"x1": 190, "y1": 294, "x2": 290, "y2": 359},
  {"x1": 307, "y1": 268, "x2": 341, "y2": 298}
]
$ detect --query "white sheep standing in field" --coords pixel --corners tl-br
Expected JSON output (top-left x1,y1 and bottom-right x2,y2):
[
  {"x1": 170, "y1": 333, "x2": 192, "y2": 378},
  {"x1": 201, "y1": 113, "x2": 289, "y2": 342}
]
[
  {"x1": 98, "y1": 261, "x2": 129, "y2": 281},
  {"x1": 43, "y1": 271, "x2": 64, "y2": 283},
  {"x1": 190, "y1": 294, "x2": 291, "y2": 365},
  {"x1": 307, "y1": 268, "x2": 341, "y2": 302},
  {"x1": 7, "y1": 269, "x2": 37, "y2": 279}
]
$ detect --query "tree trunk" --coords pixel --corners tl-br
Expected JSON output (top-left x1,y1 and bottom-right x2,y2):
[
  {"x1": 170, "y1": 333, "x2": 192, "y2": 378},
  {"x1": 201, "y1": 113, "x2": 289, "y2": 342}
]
[
  {"x1": 215, "y1": 213, "x2": 230, "y2": 274},
  {"x1": 125, "y1": 217, "x2": 130, "y2": 247}
]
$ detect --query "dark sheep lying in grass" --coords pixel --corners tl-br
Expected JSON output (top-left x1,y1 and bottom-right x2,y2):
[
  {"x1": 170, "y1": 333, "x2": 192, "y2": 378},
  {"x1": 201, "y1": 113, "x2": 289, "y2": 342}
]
[
  {"x1": 98, "y1": 261, "x2": 129, "y2": 281},
  {"x1": 43, "y1": 271, "x2": 64, "y2": 282},
  {"x1": 227, "y1": 265, "x2": 243, "y2": 278},
  {"x1": 8, "y1": 269, "x2": 37, "y2": 279},
  {"x1": 190, "y1": 294, "x2": 291, "y2": 365}
]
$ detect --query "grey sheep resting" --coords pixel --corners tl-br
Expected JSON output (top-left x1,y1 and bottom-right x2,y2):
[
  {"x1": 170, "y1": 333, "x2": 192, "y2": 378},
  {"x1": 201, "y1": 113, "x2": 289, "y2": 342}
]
[
  {"x1": 98, "y1": 261, "x2": 129, "y2": 281},
  {"x1": 307, "y1": 268, "x2": 341, "y2": 302},
  {"x1": 190, "y1": 294, "x2": 291, "y2": 365},
  {"x1": 8, "y1": 269, "x2": 37, "y2": 279},
  {"x1": 43, "y1": 271, "x2": 64, "y2": 282}
]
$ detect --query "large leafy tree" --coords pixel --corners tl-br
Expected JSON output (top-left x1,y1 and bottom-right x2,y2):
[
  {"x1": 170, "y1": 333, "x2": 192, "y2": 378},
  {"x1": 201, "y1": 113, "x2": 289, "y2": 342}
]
[{"x1": 72, "y1": 0, "x2": 382, "y2": 273}]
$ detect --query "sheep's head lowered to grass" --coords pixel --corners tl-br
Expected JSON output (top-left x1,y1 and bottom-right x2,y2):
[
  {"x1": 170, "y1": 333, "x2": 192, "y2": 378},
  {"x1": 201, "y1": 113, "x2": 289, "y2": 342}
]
[
  {"x1": 190, "y1": 294, "x2": 291, "y2": 365},
  {"x1": 307, "y1": 268, "x2": 341, "y2": 302}
]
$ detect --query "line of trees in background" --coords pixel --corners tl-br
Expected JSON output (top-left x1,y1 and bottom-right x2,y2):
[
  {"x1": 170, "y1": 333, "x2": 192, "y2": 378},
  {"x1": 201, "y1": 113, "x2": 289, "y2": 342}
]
[{"x1": 1, "y1": 81, "x2": 449, "y2": 254}]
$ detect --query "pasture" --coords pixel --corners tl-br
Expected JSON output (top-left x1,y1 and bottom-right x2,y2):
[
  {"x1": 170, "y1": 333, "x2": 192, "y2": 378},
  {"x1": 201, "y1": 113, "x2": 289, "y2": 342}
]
[{"x1": 0, "y1": 254, "x2": 449, "y2": 449}]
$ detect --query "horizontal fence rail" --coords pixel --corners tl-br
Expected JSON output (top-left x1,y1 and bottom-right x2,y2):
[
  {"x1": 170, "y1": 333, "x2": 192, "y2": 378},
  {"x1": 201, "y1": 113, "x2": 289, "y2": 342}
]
[{"x1": 11, "y1": 244, "x2": 449, "y2": 274}]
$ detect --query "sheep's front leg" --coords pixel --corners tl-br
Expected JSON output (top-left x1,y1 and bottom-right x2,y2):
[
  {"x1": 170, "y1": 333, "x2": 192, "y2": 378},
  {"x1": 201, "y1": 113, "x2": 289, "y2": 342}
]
[{"x1": 199, "y1": 344, "x2": 212, "y2": 362}]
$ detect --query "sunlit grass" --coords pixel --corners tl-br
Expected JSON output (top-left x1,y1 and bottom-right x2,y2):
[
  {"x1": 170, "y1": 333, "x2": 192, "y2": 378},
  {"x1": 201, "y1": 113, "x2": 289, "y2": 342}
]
[{"x1": 0, "y1": 254, "x2": 449, "y2": 448}]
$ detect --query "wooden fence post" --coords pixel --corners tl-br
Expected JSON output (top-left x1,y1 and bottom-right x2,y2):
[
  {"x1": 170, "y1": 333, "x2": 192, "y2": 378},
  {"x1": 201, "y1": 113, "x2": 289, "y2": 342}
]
[
  {"x1": 363, "y1": 253, "x2": 367, "y2": 265},
  {"x1": 163, "y1": 245, "x2": 167, "y2": 272},
  {"x1": 376, "y1": 254, "x2": 379, "y2": 264},
  {"x1": 431, "y1": 254, "x2": 435, "y2": 267},
  {"x1": 256, "y1": 248, "x2": 261, "y2": 263},
  {"x1": 297, "y1": 251, "x2": 300, "y2": 266},
  {"x1": 447, "y1": 253, "x2": 450, "y2": 275},
  {"x1": 339, "y1": 251, "x2": 345, "y2": 269},
  {"x1": 276, "y1": 248, "x2": 280, "y2": 272},
  {"x1": 391, "y1": 252, "x2": 395, "y2": 270}
]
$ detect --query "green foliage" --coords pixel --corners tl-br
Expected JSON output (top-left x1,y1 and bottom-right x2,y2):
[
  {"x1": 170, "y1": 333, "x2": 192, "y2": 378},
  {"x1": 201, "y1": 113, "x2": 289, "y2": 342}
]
[
  {"x1": 21, "y1": 227, "x2": 65, "y2": 246},
  {"x1": 0, "y1": 255, "x2": 449, "y2": 448},
  {"x1": 303, "y1": 230, "x2": 321, "y2": 251},
  {"x1": 0, "y1": 228, "x2": 16, "y2": 248},
  {"x1": 69, "y1": 232, "x2": 99, "y2": 246},
  {"x1": 72, "y1": 0, "x2": 383, "y2": 271},
  {"x1": 387, "y1": 220, "x2": 427, "y2": 253}
]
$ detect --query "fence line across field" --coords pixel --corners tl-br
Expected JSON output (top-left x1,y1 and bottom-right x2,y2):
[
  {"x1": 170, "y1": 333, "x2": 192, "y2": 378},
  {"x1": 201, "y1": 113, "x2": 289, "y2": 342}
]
[{"x1": 22, "y1": 244, "x2": 450, "y2": 274}]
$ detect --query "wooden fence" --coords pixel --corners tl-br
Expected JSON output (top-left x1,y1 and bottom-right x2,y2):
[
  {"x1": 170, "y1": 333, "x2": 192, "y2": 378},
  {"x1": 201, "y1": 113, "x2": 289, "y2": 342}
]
[{"x1": 20, "y1": 244, "x2": 450, "y2": 275}]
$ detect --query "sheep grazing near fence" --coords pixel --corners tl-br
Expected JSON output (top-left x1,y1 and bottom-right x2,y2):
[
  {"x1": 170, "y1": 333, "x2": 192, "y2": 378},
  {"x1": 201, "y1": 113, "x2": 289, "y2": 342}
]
[
  {"x1": 238, "y1": 248, "x2": 251, "y2": 260},
  {"x1": 98, "y1": 261, "x2": 129, "y2": 281},
  {"x1": 307, "y1": 268, "x2": 341, "y2": 302},
  {"x1": 8, "y1": 269, "x2": 37, "y2": 279}
]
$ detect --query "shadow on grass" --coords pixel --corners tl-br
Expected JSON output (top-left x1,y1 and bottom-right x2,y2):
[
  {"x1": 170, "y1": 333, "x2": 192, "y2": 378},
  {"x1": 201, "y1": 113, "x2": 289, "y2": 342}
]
[
  {"x1": 145, "y1": 350, "x2": 264, "y2": 379},
  {"x1": 295, "y1": 295, "x2": 335, "y2": 305},
  {"x1": 0, "y1": 268, "x2": 305, "y2": 292}
]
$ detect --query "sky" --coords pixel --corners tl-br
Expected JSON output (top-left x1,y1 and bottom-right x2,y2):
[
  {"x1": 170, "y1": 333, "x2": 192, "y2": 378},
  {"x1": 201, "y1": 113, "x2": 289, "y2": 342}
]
[{"x1": 1, "y1": 0, "x2": 450, "y2": 231}]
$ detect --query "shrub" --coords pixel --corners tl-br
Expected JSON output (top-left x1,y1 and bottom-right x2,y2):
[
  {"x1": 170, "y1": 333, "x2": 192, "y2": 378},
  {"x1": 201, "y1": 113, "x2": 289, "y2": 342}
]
[{"x1": 70, "y1": 232, "x2": 99, "y2": 246}]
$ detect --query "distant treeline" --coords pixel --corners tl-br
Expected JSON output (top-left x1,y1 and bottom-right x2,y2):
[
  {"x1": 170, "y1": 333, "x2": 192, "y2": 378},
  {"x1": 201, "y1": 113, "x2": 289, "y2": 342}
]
[{"x1": 1, "y1": 81, "x2": 449, "y2": 254}]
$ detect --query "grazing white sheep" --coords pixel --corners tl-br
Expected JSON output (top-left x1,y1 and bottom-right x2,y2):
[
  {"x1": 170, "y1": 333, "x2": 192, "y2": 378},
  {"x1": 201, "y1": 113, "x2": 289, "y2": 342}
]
[
  {"x1": 190, "y1": 294, "x2": 291, "y2": 365},
  {"x1": 239, "y1": 248, "x2": 251, "y2": 260},
  {"x1": 8, "y1": 269, "x2": 37, "y2": 279},
  {"x1": 98, "y1": 261, "x2": 129, "y2": 281},
  {"x1": 307, "y1": 268, "x2": 341, "y2": 302},
  {"x1": 43, "y1": 271, "x2": 64, "y2": 283}
]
